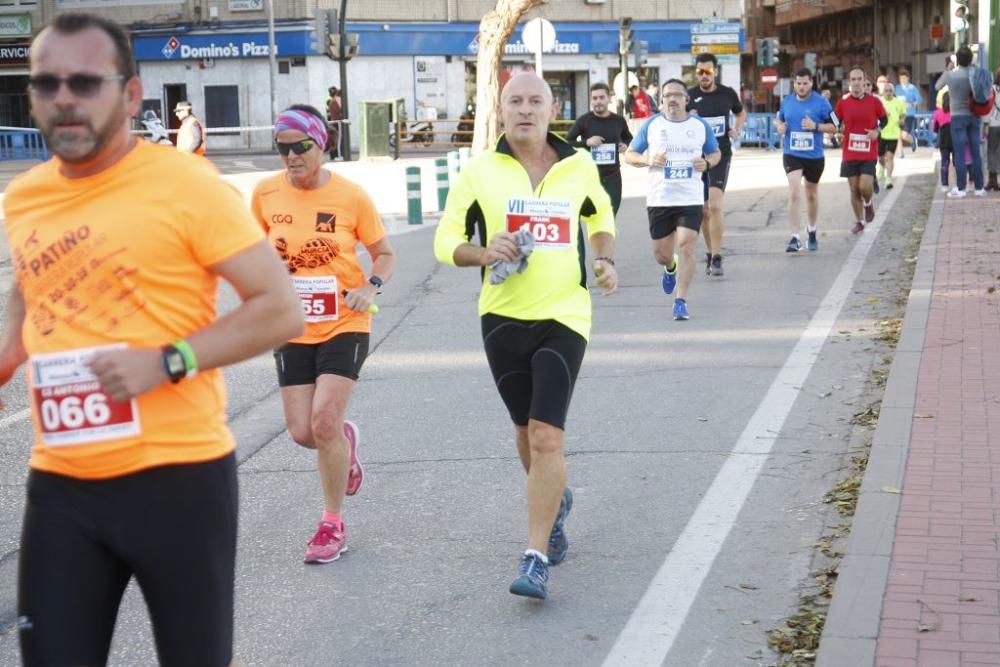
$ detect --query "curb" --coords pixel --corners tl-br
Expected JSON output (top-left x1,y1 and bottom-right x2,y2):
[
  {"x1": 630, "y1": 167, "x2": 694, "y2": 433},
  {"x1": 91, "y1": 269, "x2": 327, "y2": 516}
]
[{"x1": 815, "y1": 183, "x2": 944, "y2": 665}]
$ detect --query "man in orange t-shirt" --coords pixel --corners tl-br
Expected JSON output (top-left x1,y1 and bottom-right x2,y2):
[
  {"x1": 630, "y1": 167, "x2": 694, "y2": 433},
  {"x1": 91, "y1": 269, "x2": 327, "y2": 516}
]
[
  {"x1": 0, "y1": 14, "x2": 302, "y2": 666},
  {"x1": 252, "y1": 104, "x2": 397, "y2": 564}
]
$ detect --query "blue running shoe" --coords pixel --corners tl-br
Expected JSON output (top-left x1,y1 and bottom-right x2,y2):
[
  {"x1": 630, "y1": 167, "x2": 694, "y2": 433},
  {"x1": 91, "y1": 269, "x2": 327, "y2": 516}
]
[
  {"x1": 548, "y1": 488, "x2": 573, "y2": 565},
  {"x1": 807, "y1": 230, "x2": 818, "y2": 251},
  {"x1": 785, "y1": 236, "x2": 802, "y2": 253},
  {"x1": 661, "y1": 254, "x2": 679, "y2": 295},
  {"x1": 673, "y1": 298, "x2": 689, "y2": 321},
  {"x1": 509, "y1": 552, "x2": 549, "y2": 600}
]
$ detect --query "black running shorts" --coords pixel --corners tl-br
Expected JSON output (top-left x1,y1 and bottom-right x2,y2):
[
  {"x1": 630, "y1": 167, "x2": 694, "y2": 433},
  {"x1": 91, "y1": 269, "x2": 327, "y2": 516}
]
[
  {"x1": 274, "y1": 332, "x2": 370, "y2": 385},
  {"x1": 878, "y1": 138, "x2": 899, "y2": 156},
  {"x1": 18, "y1": 454, "x2": 238, "y2": 667},
  {"x1": 782, "y1": 155, "x2": 825, "y2": 184},
  {"x1": 702, "y1": 151, "x2": 732, "y2": 199},
  {"x1": 840, "y1": 159, "x2": 878, "y2": 178},
  {"x1": 481, "y1": 313, "x2": 587, "y2": 430},
  {"x1": 647, "y1": 205, "x2": 704, "y2": 240}
]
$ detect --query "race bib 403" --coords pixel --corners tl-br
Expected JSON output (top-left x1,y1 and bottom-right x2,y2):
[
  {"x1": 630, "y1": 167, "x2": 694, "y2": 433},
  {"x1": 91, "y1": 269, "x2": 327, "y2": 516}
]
[
  {"x1": 506, "y1": 198, "x2": 573, "y2": 249},
  {"x1": 30, "y1": 344, "x2": 140, "y2": 447}
]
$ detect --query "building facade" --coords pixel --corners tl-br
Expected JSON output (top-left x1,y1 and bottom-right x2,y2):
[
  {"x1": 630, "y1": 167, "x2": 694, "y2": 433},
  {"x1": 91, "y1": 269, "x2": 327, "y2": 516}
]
[
  {"x1": 2, "y1": 0, "x2": 745, "y2": 150},
  {"x1": 743, "y1": 0, "x2": 976, "y2": 113}
]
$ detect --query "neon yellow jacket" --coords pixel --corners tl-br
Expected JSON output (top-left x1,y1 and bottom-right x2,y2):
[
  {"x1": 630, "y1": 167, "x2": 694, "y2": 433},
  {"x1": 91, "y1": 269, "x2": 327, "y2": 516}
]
[{"x1": 434, "y1": 133, "x2": 615, "y2": 340}]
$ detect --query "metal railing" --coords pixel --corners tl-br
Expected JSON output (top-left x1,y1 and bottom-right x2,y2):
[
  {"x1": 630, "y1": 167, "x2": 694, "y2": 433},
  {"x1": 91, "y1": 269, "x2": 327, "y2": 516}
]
[{"x1": 0, "y1": 127, "x2": 48, "y2": 161}]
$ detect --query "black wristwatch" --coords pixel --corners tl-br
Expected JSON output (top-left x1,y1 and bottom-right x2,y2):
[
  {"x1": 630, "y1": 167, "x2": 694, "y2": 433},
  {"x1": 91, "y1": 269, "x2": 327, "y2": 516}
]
[
  {"x1": 368, "y1": 275, "x2": 384, "y2": 289},
  {"x1": 161, "y1": 345, "x2": 186, "y2": 384}
]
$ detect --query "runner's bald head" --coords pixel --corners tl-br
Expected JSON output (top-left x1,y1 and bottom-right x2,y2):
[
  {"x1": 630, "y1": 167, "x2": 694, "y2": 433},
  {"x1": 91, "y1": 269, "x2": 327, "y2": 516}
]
[{"x1": 501, "y1": 73, "x2": 554, "y2": 104}]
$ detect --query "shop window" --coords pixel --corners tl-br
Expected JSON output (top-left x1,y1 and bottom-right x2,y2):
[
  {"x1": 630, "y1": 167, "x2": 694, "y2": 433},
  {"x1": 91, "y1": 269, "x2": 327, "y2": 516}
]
[{"x1": 204, "y1": 85, "x2": 239, "y2": 135}]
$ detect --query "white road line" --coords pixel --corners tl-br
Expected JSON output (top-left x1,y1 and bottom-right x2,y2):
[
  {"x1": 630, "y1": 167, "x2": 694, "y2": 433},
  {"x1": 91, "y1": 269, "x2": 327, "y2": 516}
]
[
  {"x1": 0, "y1": 407, "x2": 30, "y2": 429},
  {"x1": 602, "y1": 178, "x2": 906, "y2": 667}
]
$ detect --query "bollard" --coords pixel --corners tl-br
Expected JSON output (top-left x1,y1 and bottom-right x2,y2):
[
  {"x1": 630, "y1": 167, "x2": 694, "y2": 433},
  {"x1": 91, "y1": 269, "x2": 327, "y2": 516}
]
[
  {"x1": 406, "y1": 166, "x2": 422, "y2": 225},
  {"x1": 447, "y1": 150, "x2": 460, "y2": 186},
  {"x1": 458, "y1": 146, "x2": 471, "y2": 171},
  {"x1": 435, "y1": 158, "x2": 449, "y2": 211}
]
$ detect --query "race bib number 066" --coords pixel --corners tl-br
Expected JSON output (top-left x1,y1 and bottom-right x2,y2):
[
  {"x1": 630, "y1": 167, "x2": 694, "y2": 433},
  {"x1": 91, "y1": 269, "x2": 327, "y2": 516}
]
[
  {"x1": 506, "y1": 198, "x2": 573, "y2": 249},
  {"x1": 30, "y1": 344, "x2": 140, "y2": 447}
]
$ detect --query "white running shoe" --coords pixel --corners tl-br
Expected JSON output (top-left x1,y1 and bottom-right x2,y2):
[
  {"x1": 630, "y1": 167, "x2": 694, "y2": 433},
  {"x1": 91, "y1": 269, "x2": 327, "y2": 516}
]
[
  {"x1": 975, "y1": 189, "x2": 987, "y2": 197},
  {"x1": 946, "y1": 188, "x2": 967, "y2": 199}
]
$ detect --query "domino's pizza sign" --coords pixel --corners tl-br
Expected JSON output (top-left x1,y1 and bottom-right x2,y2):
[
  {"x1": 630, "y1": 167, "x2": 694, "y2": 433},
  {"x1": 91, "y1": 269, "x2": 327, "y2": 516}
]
[{"x1": 162, "y1": 36, "x2": 180, "y2": 58}]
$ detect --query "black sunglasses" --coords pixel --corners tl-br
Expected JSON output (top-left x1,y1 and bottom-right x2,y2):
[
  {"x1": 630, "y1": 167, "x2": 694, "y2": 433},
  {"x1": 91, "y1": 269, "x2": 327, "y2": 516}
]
[
  {"x1": 276, "y1": 139, "x2": 317, "y2": 156},
  {"x1": 28, "y1": 74, "x2": 124, "y2": 99}
]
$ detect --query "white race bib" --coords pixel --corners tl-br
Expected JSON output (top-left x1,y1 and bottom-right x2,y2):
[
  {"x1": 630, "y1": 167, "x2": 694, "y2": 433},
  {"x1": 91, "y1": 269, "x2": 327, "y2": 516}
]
[
  {"x1": 705, "y1": 115, "x2": 726, "y2": 137},
  {"x1": 293, "y1": 275, "x2": 339, "y2": 322},
  {"x1": 506, "y1": 198, "x2": 573, "y2": 249},
  {"x1": 591, "y1": 143, "x2": 617, "y2": 165},
  {"x1": 848, "y1": 133, "x2": 872, "y2": 152},
  {"x1": 790, "y1": 131, "x2": 815, "y2": 152},
  {"x1": 664, "y1": 160, "x2": 694, "y2": 180},
  {"x1": 30, "y1": 344, "x2": 141, "y2": 447}
]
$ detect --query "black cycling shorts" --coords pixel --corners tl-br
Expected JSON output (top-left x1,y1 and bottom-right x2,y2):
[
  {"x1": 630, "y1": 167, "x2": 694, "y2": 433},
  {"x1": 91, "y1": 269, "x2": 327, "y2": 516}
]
[
  {"x1": 648, "y1": 205, "x2": 704, "y2": 240},
  {"x1": 18, "y1": 454, "x2": 238, "y2": 667},
  {"x1": 275, "y1": 332, "x2": 370, "y2": 385},
  {"x1": 481, "y1": 313, "x2": 587, "y2": 430},
  {"x1": 702, "y1": 151, "x2": 732, "y2": 198},
  {"x1": 782, "y1": 155, "x2": 825, "y2": 184},
  {"x1": 840, "y1": 159, "x2": 878, "y2": 178},
  {"x1": 878, "y1": 138, "x2": 899, "y2": 156},
  {"x1": 600, "y1": 170, "x2": 623, "y2": 216}
]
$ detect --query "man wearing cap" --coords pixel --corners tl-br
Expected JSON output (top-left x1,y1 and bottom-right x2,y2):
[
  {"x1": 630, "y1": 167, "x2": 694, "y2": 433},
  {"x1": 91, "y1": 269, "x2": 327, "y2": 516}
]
[{"x1": 174, "y1": 100, "x2": 206, "y2": 156}]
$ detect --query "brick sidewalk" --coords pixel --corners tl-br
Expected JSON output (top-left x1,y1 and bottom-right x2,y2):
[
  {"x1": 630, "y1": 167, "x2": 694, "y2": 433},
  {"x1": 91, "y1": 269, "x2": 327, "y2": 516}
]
[{"x1": 876, "y1": 196, "x2": 1000, "y2": 667}]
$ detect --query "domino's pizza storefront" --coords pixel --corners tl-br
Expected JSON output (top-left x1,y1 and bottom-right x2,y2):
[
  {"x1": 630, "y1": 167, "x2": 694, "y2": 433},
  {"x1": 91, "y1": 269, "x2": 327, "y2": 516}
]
[{"x1": 131, "y1": 21, "x2": 743, "y2": 153}]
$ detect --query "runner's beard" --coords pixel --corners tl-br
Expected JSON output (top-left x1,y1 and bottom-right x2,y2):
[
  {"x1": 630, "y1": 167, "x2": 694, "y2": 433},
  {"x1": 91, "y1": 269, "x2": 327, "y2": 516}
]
[{"x1": 42, "y1": 105, "x2": 127, "y2": 163}]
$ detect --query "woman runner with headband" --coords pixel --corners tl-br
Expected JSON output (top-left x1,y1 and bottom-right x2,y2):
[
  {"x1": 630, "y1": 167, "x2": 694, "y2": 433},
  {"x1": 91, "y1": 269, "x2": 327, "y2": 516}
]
[{"x1": 251, "y1": 104, "x2": 397, "y2": 563}]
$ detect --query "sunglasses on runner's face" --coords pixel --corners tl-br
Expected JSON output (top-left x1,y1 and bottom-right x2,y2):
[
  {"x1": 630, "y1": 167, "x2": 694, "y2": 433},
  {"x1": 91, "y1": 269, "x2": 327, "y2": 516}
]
[
  {"x1": 276, "y1": 139, "x2": 316, "y2": 156},
  {"x1": 696, "y1": 67, "x2": 715, "y2": 76},
  {"x1": 28, "y1": 74, "x2": 124, "y2": 98}
]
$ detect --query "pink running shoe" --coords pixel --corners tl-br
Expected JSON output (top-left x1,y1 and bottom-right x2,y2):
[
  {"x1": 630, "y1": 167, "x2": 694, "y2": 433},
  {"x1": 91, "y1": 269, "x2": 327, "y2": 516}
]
[
  {"x1": 344, "y1": 420, "x2": 364, "y2": 496},
  {"x1": 304, "y1": 521, "x2": 347, "y2": 564}
]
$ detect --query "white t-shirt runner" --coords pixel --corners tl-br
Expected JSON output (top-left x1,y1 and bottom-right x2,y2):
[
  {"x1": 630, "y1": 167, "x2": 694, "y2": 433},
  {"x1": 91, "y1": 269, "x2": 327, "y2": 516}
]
[{"x1": 629, "y1": 114, "x2": 720, "y2": 207}]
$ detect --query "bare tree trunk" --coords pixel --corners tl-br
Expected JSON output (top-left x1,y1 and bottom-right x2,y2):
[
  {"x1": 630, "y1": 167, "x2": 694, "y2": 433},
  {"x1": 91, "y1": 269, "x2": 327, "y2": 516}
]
[{"x1": 472, "y1": 0, "x2": 546, "y2": 152}]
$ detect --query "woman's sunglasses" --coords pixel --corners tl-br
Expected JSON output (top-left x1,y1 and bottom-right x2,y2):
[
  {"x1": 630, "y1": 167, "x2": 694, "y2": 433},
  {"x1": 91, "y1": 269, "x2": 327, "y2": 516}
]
[
  {"x1": 276, "y1": 139, "x2": 316, "y2": 156},
  {"x1": 28, "y1": 74, "x2": 124, "y2": 99}
]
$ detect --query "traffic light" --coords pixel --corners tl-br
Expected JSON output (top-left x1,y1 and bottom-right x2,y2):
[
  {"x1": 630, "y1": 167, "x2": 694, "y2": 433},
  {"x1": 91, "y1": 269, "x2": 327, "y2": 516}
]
[
  {"x1": 757, "y1": 38, "x2": 768, "y2": 67},
  {"x1": 619, "y1": 17, "x2": 633, "y2": 55},
  {"x1": 311, "y1": 10, "x2": 330, "y2": 55},
  {"x1": 765, "y1": 37, "x2": 780, "y2": 67},
  {"x1": 634, "y1": 40, "x2": 648, "y2": 67},
  {"x1": 952, "y1": 0, "x2": 971, "y2": 33},
  {"x1": 344, "y1": 33, "x2": 359, "y2": 61},
  {"x1": 327, "y1": 32, "x2": 340, "y2": 60}
]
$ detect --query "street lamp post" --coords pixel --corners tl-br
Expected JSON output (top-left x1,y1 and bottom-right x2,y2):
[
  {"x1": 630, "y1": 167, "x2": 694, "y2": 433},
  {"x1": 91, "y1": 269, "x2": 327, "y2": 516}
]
[
  {"x1": 266, "y1": 0, "x2": 279, "y2": 124},
  {"x1": 338, "y1": 0, "x2": 351, "y2": 160}
]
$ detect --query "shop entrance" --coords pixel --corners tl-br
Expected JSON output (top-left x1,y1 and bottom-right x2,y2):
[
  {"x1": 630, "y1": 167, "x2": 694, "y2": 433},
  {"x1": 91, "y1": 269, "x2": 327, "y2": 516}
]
[
  {"x1": 544, "y1": 72, "x2": 576, "y2": 120},
  {"x1": 0, "y1": 74, "x2": 31, "y2": 127},
  {"x1": 163, "y1": 83, "x2": 187, "y2": 144}
]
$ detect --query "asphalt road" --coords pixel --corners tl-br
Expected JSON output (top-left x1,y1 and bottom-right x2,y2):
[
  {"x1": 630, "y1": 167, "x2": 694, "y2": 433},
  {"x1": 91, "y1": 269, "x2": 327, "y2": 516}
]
[{"x1": 0, "y1": 150, "x2": 935, "y2": 666}]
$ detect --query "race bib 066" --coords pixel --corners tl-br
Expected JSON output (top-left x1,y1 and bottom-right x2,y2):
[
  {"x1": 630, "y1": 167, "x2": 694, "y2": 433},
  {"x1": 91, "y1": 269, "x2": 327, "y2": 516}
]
[{"x1": 30, "y1": 344, "x2": 141, "y2": 447}]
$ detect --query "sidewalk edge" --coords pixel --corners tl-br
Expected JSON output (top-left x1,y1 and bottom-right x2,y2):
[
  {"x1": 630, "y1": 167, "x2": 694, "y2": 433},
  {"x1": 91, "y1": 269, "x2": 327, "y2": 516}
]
[{"x1": 815, "y1": 182, "x2": 943, "y2": 667}]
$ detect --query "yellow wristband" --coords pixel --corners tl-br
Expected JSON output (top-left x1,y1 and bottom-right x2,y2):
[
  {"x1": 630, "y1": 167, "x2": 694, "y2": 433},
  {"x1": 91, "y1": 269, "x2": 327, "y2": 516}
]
[{"x1": 172, "y1": 339, "x2": 198, "y2": 377}]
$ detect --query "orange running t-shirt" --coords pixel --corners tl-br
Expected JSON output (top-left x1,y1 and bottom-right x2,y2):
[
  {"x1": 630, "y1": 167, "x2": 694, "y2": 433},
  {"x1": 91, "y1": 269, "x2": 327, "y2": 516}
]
[
  {"x1": 2, "y1": 140, "x2": 265, "y2": 480},
  {"x1": 251, "y1": 170, "x2": 386, "y2": 344}
]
